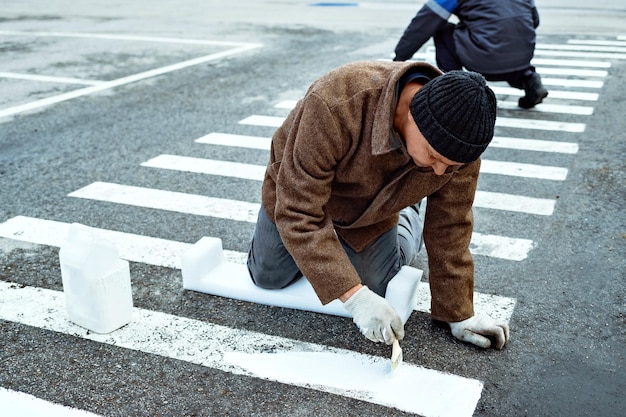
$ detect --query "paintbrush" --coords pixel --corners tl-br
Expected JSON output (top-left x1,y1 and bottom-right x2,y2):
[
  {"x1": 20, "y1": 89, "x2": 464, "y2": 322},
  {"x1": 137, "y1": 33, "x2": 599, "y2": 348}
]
[{"x1": 391, "y1": 339, "x2": 403, "y2": 370}]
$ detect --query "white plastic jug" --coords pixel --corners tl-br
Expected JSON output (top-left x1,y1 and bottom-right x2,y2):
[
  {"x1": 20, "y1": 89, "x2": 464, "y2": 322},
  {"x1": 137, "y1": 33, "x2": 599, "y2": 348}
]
[{"x1": 59, "y1": 223, "x2": 133, "y2": 333}]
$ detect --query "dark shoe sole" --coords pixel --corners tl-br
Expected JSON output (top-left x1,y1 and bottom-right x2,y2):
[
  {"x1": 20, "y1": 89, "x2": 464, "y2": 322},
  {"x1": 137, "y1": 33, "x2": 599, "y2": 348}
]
[{"x1": 518, "y1": 88, "x2": 548, "y2": 109}]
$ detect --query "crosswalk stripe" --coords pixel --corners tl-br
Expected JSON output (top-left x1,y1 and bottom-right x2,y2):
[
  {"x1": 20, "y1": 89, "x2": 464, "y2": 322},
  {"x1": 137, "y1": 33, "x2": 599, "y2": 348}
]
[
  {"x1": 569, "y1": 39, "x2": 626, "y2": 47},
  {"x1": 195, "y1": 132, "x2": 271, "y2": 150},
  {"x1": 542, "y1": 77, "x2": 603, "y2": 88},
  {"x1": 0, "y1": 387, "x2": 102, "y2": 417},
  {"x1": 0, "y1": 216, "x2": 520, "y2": 313},
  {"x1": 141, "y1": 154, "x2": 266, "y2": 180},
  {"x1": 533, "y1": 49, "x2": 626, "y2": 59},
  {"x1": 0, "y1": 280, "x2": 483, "y2": 417},
  {"x1": 535, "y1": 67, "x2": 608, "y2": 77},
  {"x1": 240, "y1": 114, "x2": 588, "y2": 132},
  {"x1": 490, "y1": 86, "x2": 599, "y2": 101},
  {"x1": 474, "y1": 191, "x2": 555, "y2": 216},
  {"x1": 496, "y1": 100, "x2": 593, "y2": 115},
  {"x1": 141, "y1": 153, "x2": 568, "y2": 181},
  {"x1": 480, "y1": 160, "x2": 568, "y2": 180},
  {"x1": 496, "y1": 117, "x2": 586, "y2": 132},
  {"x1": 531, "y1": 57, "x2": 611, "y2": 68},
  {"x1": 490, "y1": 136, "x2": 578, "y2": 154},
  {"x1": 537, "y1": 43, "x2": 626, "y2": 53},
  {"x1": 68, "y1": 182, "x2": 260, "y2": 222},
  {"x1": 0, "y1": 72, "x2": 104, "y2": 86}
]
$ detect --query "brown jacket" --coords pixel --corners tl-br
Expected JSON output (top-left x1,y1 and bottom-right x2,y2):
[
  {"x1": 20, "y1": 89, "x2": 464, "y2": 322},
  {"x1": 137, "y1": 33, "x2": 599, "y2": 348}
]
[{"x1": 262, "y1": 61, "x2": 478, "y2": 322}]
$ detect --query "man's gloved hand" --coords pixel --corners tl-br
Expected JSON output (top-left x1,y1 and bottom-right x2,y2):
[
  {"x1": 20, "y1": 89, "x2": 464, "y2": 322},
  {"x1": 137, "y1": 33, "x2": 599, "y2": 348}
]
[
  {"x1": 448, "y1": 315, "x2": 510, "y2": 349},
  {"x1": 343, "y1": 286, "x2": 404, "y2": 345}
]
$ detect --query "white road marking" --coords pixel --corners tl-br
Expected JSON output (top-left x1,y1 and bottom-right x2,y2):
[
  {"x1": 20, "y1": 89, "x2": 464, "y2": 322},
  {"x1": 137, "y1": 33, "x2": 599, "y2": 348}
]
[
  {"x1": 535, "y1": 67, "x2": 608, "y2": 77},
  {"x1": 141, "y1": 154, "x2": 266, "y2": 180},
  {"x1": 474, "y1": 191, "x2": 555, "y2": 216},
  {"x1": 531, "y1": 57, "x2": 611, "y2": 68},
  {"x1": 0, "y1": 72, "x2": 104, "y2": 85},
  {"x1": 489, "y1": 86, "x2": 599, "y2": 101},
  {"x1": 0, "y1": 41, "x2": 262, "y2": 119},
  {"x1": 490, "y1": 136, "x2": 578, "y2": 154},
  {"x1": 0, "y1": 280, "x2": 484, "y2": 417},
  {"x1": 533, "y1": 49, "x2": 626, "y2": 59},
  {"x1": 541, "y1": 77, "x2": 603, "y2": 88},
  {"x1": 68, "y1": 182, "x2": 260, "y2": 223},
  {"x1": 496, "y1": 117, "x2": 586, "y2": 132},
  {"x1": 195, "y1": 132, "x2": 271, "y2": 150},
  {"x1": 496, "y1": 100, "x2": 593, "y2": 115},
  {"x1": 240, "y1": 114, "x2": 587, "y2": 132},
  {"x1": 0, "y1": 387, "x2": 102, "y2": 417},
  {"x1": 536, "y1": 43, "x2": 626, "y2": 53},
  {"x1": 480, "y1": 160, "x2": 568, "y2": 181}
]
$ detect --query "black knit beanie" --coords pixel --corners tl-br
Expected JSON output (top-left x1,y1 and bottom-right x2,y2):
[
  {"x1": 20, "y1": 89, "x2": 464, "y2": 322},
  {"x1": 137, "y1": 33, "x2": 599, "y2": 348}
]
[{"x1": 409, "y1": 70, "x2": 497, "y2": 163}]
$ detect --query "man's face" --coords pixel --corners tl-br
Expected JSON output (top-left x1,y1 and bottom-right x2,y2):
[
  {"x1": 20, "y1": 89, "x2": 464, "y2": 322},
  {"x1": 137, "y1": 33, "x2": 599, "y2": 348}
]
[{"x1": 404, "y1": 115, "x2": 464, "y2": 175}]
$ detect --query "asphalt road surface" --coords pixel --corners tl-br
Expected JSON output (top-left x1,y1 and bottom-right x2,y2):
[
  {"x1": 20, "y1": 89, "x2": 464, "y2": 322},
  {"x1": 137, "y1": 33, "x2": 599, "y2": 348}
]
[{"x1": 1, "y1": 1, "x2": 625, "y2": 416}]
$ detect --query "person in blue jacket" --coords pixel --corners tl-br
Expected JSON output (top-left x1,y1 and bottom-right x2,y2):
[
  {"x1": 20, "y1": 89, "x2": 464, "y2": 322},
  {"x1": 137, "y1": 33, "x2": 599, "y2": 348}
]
[{"x1": 393, "y1": 0, "x2": 548, "y2": 109}]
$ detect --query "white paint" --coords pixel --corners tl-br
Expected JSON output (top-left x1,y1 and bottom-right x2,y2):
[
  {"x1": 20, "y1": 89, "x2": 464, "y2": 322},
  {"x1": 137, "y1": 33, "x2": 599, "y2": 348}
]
[
  {"x1": 274, "y1": 100, "x2": 298, "y2": 109},
  {"x1": 474, "y1": 191, "x2": 555, "y2": 216},
  {"x1": 195, "y1": 132, "x2": 271, "y2": 150},
  {"x1": 0, "y1": 72, "x2": 104, "y2": 85},
  {"x1": 0, "y1": 387, "x2": 102, "y2": 417},
  {"x1": 0, "y1": 41, "x2": 262, "y2": 119},
  {"x1": 541, "y1": 77, "x2": 603, "y2": 88},
  {"x1": 238, "y1": 115, "x2": 285, "y2": 127},
  {"x1": 67, "y1": 182, "x2": 260, "y2": 223},
  {"x1": 141, "y1": 154, "x2": 266, "y2": 181},
  {"x1": 533, "y1": 49, "x2": 626, "y2": 59},
  {"x1": 531, "y1": 58, "x2": 611, "y2": 68},
  {"x1": 490, "y1": 136, "x2": 579, "y2": 154},
  {"x1": 0, "y1": 281, "x2": 483, "y2": 417},
  {"x1": 535, "y1": 67, "x2": 608, "y2": 77},
  {"x1": 537, "y1": 43, "x2": 626, "y2": 53},
  {"x1": 569, "y1": 39, "x2": 626, "y2": 47},
  {"x1": 0, "y1": 30, "x2": 261, "y2": 47},
  {"x1": 480, "y1": 160, "x2": 568, "y2": 181},
  {"x1": 469, "y1": 232, "x2": 535, "y2": 262},
  {"x1": 490, "y1": 86, "x2": 599, "y2": 101},
  {"x1": 496, "y1": 100, "x2": 593, "y2": 115},
  {"x1": 496, "y1": 117, "x2": 586, "y2": 133}
]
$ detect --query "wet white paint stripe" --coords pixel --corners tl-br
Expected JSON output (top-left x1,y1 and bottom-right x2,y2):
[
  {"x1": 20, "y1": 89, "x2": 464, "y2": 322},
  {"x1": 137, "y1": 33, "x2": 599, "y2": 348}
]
[
  {"x1": 141, "y1": 154, "x2": 266, "y2": 181},
  {"x1": 490, "y1": 86, "x2": 599, "y2": 101},
  {"x1": 535, "y1": 67, "x2": 608, "y2": 77},
  {"x1": 0, "y1": 280, "x2": 483, "y2": 417},
  {"x1": 531, "y1": 58, "x2": 611, "y2": 68},
  {"x1": 496, "y1": 100, "x2": 593, "y2": 115},
  {"x1": 195, "y1": 132, "x2": 271, "y2": 150},
  {"x1": 0, "y1": 72, "x2": 104, "y2": 86},
  {"x1": 474, "y1": 191, "x2": 555, "y2": 216},
  {"x1": 480, "y1": 160, "x2": 568, "y2": 181},
  {"x1": 68, "y1": 182, "x2": 260, "y2": 223},
  {"x1": 490, "y1": 136, "x2": 579, "y2": 154},
  {"x1": 0, "y1": 45, "x2": 262, "y2": 119},
  {"x1": 0, "y1": 387, "x2": 102, "y2": 417},
  {"x1": 496, "y1": 117, "x2": 585, "y2": 133}
]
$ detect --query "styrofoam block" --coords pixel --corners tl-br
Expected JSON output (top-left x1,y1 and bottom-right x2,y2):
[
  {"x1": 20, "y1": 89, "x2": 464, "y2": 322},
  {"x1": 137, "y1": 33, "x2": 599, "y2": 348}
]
[{"x1": 181, "y1": 237, "x2": 422, "y2": 324}]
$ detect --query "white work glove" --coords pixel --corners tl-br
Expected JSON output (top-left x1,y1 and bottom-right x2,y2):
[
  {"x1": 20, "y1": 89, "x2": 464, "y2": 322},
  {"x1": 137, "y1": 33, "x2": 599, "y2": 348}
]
[
  {"x1": 448, "y1": 315, "x2": 510, "y2": 349},
  {"x1": 343, "y1": 286, "x2": 404, "y2": 345}
]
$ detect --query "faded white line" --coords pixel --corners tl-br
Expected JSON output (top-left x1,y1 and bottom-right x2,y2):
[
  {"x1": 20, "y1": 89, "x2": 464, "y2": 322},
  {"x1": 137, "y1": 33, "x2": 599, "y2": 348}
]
[
  {"x1": 0, "y1": 72, "x2": 104, "y2": 85},
  {"x1": 0, "y1": 46, "x2": 262, "y2": 119},
  {"x1": 0, "y1": 387, "x2": 102, "y2": 417},
  {"x1": 0, "y1": 280, "x2": 483, "y2": 417}
]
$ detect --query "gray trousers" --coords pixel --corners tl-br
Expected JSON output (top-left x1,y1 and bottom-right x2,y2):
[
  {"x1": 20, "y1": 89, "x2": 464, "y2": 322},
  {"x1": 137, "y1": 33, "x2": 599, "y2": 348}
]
[{"x1": 246, "y1": 204, "x2": 423, "y2": 297}]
